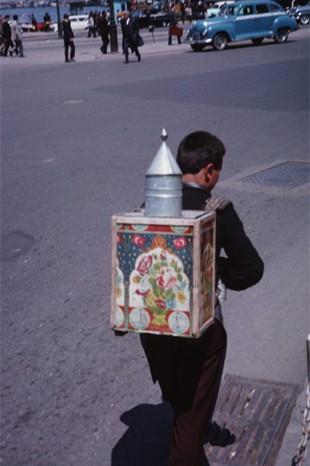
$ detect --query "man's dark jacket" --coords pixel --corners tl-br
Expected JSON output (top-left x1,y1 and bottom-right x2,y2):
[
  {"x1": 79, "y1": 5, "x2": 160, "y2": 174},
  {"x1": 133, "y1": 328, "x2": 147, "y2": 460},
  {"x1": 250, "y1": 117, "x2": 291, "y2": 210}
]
[
  {"x1": 140, "y1": 184, "x2": 264, "y2": 392},
  {"x1": 182, "y1": 184, "x2": 264, "y2": 291},
  {"x1": 2, "y1": 20, "x2": 11, "y2": 39},
  {"x1": 62, "y1": 20, "x2": 74, "y2": 42},
  {"x1": 97, "y1": 15, "x2": 109, "y2": 40},
  {"x1": 120, "y1": 16, "x2": 139, "y2": 49}
]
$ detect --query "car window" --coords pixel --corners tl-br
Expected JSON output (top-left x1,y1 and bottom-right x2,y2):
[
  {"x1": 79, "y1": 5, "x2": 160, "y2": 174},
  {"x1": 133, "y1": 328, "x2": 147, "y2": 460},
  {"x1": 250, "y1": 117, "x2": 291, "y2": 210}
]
[
  {"x1": 269, "y1": 3, "x2": 280, "y2": 11},
  {"x1": 219, "y1": 5, "x2": 237, "y2": 15},
  {"x1": 228, "y1": 6, "x2": 237, "y2": 15},
  {"x1": 256, "y1": 4, "x2": 269, "y2": 13},
  {"x1": 238, "y1": 5, "x2": 254, "y2": 15}
]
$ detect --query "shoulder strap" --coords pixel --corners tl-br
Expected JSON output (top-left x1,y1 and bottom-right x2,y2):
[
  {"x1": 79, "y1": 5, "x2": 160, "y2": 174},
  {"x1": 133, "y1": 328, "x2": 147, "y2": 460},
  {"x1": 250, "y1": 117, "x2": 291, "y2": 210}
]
[{"x1": 204, "y1": 195, "x2": 231, "y2": 212}]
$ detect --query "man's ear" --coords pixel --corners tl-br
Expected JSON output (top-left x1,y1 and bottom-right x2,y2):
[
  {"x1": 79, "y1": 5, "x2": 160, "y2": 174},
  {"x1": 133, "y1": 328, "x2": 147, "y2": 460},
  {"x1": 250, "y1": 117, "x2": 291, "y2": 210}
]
[{"x1": 205, "y1": 163, "x2": 214, "y2": 176}]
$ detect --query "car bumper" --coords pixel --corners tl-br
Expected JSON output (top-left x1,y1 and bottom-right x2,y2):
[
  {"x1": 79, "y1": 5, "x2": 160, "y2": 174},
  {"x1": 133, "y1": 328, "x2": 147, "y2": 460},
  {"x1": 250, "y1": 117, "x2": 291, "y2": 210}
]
[{"x1": 186, "y1": 34, "x2": 212, "y2": 44}]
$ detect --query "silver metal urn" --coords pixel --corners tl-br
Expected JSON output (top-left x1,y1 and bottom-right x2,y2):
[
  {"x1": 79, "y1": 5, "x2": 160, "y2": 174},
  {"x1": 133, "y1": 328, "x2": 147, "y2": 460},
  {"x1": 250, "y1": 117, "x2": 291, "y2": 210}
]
[{"x1": 145, "y1": 129, "x2": 183, "y2": 218}]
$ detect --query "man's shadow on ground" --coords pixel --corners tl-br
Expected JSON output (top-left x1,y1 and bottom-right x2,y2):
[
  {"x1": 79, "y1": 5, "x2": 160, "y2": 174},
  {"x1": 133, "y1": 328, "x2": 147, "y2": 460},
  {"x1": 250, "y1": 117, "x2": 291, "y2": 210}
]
[{"x1": 111, "y1": 402, "x2": 173, "y2": 466}]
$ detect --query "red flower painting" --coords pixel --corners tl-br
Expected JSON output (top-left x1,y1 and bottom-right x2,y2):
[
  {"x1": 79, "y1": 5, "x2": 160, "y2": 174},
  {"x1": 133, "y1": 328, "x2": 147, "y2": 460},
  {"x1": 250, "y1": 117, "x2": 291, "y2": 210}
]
[
  {"x1": 155, "y1": 298, "x2": 166, "y2": 310},
  {"x1": 137, "y1": 255, "x2": 153, "y2": 275},
  {"x1": 132, "y1": 235, "x2": 146, "y2": 248},
  {"x1": 173, "y1": 237, "x2": 187, "y2": 249},
  {"x1": 156, "y1": 267, "x2": 177, "y2": 289}
]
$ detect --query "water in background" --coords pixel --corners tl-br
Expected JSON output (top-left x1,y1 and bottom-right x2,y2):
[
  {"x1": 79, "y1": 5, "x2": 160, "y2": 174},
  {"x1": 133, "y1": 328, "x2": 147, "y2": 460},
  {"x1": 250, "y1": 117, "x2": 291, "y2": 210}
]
[{"x1": 0, "y1": 5, "x2": 107, "y2": 22}]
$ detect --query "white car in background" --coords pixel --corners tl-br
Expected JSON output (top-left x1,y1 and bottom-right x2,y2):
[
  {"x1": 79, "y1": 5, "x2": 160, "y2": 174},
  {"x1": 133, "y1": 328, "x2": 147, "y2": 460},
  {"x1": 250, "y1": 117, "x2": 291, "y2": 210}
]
[
  {"x1": 68, "y1": 14, "x2": 89, "y2": 31},
  {"x1": 207, "y1": 1, "x2": 235, "y2": 17}
]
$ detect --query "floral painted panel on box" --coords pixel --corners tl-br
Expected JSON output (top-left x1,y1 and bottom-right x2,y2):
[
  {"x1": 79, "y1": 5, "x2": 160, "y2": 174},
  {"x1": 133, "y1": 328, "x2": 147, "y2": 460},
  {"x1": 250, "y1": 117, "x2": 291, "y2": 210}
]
[
  {"x1": 114, "y1": 223, "x2": 194, "y2": 336},
  {"x1": 200, "y1": 219, "x2": 214, "y2": 327}
]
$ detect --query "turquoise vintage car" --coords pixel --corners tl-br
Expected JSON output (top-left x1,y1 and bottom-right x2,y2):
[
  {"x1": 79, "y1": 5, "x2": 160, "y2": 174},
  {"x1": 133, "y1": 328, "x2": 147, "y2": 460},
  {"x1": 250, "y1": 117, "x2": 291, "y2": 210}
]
[
  {"x1": 186, "y1": 0, "x2": 298, "y2": 51},
  {"x1": 289, "y1": 2, "x2": 310, "y2": 25}
]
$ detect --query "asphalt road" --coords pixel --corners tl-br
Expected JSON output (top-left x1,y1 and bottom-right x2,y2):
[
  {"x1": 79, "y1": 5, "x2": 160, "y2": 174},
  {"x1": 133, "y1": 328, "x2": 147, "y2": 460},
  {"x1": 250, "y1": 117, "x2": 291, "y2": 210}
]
[{"x1": 1, "y1": 27, "x2": 309, "y2": 466}]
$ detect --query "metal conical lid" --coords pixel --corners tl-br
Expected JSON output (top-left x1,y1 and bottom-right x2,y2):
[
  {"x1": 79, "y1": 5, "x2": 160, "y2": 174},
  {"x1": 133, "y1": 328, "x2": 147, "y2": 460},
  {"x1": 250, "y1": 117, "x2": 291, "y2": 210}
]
[{"x1": 146, "y1": 129, "x2": 182, "y2": 176}]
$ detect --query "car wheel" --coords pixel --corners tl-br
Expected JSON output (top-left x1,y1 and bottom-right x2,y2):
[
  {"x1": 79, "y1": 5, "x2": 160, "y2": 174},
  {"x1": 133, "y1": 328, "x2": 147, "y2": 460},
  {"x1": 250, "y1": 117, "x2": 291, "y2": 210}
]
[
  {"x1": 191, "y1": 44, "x2": 205, "y2": 52},
  {"x1": 300, "y1": 14, "x2": 310, "y2": 25},
  {"x1": 274, "y1": 28, "x2": 289, "y2": 43},
  {"x1": 212, "y1": 33, "x2": 228, "y2": 51},
  {"x1": 251, "y1": 38, "x2": 264, "y2": 45}
]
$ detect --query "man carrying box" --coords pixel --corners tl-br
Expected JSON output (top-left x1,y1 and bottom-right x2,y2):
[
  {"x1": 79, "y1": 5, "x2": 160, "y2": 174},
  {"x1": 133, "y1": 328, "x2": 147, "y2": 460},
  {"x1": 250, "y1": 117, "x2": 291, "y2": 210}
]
[{"x1": 140, "y1": 130, "x2": 264, "y2": 466}]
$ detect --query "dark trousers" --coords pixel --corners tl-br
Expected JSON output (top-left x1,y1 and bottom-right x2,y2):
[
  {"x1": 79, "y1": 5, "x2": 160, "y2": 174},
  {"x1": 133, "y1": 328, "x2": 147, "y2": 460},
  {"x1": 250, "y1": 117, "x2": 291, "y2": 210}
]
[
  {"x1": 168, "y1": 27, "x2": 182, "y2": 45},
  {"x1": 168, "y1": 34, "x2": 181, "y2": 45},
  {"x1": 3, "y1": 38, "x2": 12, "y2": 56},
  {"x1": 88, "y1": 26, "x2": 96, "y2": 38},
  {"x1": 64, "y1": 39, "x2": 75, "y2": 61},
  {"x1": 141, "y1": 320, "x2": 227, "y2": 466},
  {"x1": 123, "y1": 38, "x2": 140, "y2": 63},
  {"x1": 14, "y1": 39, "x2": 24, "y2": 57},
  {"x1": 100, "y1": 35, "x2": 109, "y2": 54}
]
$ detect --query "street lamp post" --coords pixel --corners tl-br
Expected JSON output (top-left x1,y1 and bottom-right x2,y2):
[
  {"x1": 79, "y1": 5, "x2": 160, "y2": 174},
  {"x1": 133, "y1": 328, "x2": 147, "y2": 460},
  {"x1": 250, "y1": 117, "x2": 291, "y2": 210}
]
[{"x1": 108, "y1": 0, "x2": 119, "y2": 52}]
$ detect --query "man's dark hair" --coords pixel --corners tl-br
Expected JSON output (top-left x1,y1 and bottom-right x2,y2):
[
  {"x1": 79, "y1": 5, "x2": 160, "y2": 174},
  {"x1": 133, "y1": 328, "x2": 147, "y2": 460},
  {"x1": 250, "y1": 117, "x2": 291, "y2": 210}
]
[
  {"x1": 13, "y1": 15, "x2": 18, "y2": 20},
  {"x1": 63, "y1": 13, "x2": 69, "y2": 19},
  {"x1": 176, "y1": 131, "x2": 225, "y2": 174}
]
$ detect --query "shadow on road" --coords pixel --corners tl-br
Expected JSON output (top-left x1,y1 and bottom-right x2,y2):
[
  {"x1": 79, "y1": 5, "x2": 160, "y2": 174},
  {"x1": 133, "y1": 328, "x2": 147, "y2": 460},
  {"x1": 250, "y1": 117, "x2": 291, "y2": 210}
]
[{"x1": 111, "y1": 402, "x2": 173, "y2": 466}]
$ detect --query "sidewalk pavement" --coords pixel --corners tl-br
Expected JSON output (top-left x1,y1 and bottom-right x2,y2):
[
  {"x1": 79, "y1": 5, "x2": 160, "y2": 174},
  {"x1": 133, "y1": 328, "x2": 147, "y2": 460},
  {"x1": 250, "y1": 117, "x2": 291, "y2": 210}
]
[
  {"x1": 3, "y1": 26, "x2": 308, "y2": 68},
  {"x1": 2, "y1": 32, "x2": 188, "y2": 66}
]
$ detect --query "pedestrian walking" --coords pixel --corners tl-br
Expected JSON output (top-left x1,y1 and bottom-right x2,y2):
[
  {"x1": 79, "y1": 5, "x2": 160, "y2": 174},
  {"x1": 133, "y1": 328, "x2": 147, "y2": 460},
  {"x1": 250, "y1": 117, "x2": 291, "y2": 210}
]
[
  {"x1": 168, "y1": 7, "x2": 182, "y2": 45},
  {"x1": 180, "y1": 0, "x2": 186, "y2": 23},
  {"x1": 138, "y1": 131, "x2": 264, "y2": 466},
  {"x1": 120, "y1": 10, "x2": 141, "y2": 64},
  {"x1": 62, "y1": 14, "x2": 75, "y2": 63},
  {"x1": 31, "y1": 14, "x2": 37, "y2": 31},
  {"x1": 97, "y1": 11, "x2": 110, "y2": 54},
  {"x1": 43, "y1": 11, "x2": 52, "y2": 32},
  {"x1": 2, "y1": 15, "x2": 12, "y2": 57},
  {"x1": 87, "y1": 12, "x2": 96, "y2": 38},
  {"x1": 10, "y1": 15, "x2": 24, "y2": 57}
]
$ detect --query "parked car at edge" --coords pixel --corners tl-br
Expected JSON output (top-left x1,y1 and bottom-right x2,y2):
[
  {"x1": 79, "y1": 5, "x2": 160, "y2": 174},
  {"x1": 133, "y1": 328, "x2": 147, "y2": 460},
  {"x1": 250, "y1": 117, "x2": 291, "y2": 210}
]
[
  {"x1": 186, "y1": 0, "x2": 298, "y2": 51},
  {"x1": 289, "y1": 2, "x2": 310, "y2": 25}
]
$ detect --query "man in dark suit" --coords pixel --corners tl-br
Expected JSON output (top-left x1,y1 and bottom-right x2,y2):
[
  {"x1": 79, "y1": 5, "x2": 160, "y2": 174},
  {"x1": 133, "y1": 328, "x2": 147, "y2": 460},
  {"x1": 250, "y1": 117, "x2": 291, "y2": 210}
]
[
  {"x1": 97, "y1": 11, "x2": 110, "y2": 54},
  {"x1": 140, "y1": 131, "x2": 264, "y2": 466},
  {"x1": 2, "y1": 16, "x2": 12, "y2": 57},
  {"x1": 62, "y1": 14, "x2": 75, "y2": 63},
  {"x1": 120, "y1": 10, "x2": 141, "y2": 64}
]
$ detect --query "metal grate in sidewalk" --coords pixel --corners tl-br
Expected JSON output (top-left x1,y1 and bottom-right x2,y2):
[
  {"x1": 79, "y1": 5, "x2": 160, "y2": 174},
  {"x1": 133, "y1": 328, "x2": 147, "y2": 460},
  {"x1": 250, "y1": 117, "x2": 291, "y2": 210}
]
[{"x1": 205, "y1": 374, "x2": 299, "y2": 466}]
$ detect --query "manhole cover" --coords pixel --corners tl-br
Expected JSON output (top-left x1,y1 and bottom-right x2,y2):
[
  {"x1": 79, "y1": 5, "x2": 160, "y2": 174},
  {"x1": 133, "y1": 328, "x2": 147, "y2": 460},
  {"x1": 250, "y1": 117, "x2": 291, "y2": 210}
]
[
  {"x1": 243, "y1": 161, "x2": 310, "y2": 188},
  {"x1": 205, "y1": 375, "x2": 298, "y2": 466},
  {"x1": 1, "y1": 230, "x2": 35, "y2": 261}
]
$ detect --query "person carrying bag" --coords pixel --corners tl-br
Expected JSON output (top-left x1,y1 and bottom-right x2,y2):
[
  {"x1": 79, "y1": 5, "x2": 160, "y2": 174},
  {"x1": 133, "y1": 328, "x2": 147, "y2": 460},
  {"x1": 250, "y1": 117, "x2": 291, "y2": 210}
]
[{"x1": 168, "y1": 7, "x2": 182, "y2": 45}]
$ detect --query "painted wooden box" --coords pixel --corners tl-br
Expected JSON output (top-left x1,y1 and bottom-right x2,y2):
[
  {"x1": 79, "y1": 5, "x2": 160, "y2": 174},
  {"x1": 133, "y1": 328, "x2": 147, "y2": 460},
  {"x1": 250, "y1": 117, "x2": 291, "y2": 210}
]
[{"x1": 111, "y1": 209, "x2": 216, "y2": 338}]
